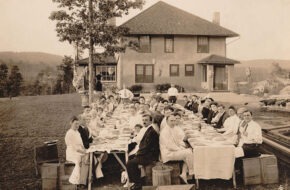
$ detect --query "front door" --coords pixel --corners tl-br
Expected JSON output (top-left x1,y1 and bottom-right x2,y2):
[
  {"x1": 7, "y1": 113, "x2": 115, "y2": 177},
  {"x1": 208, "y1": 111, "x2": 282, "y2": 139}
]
[{"x1": 214, "y1": 66, "x2": 228, "y2": 91}]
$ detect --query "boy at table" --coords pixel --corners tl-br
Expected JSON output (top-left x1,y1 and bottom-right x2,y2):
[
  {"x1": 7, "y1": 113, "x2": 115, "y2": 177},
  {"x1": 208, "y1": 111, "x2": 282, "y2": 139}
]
[{"x1": 126, "y1": 114, "x2": 159, "y2": 190}]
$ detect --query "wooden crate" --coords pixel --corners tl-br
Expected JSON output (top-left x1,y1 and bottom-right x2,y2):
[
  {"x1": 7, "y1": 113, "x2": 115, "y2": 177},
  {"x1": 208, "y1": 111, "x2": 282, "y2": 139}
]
[
  {"x1": 34, "y1": 143, "x2": 59, "y2": 176},
  {"x1": 41, "y1": 163, "x2": 59, "y2": 179},
  {"x1": 242, "y1": 157, "x2": 262, "y2": 185},
  {"x1": 59, "y1": 175, "x2": 77, "y2": 190},
  {"x1": 260, "y1": 154, "x2": 279, "y2": 184},
  {"x1": 42, "y1": 178, "x2": 57, "y2": 190},
  {"x1": 242, "y1": 154, "x2": 279, "y2": 185}
]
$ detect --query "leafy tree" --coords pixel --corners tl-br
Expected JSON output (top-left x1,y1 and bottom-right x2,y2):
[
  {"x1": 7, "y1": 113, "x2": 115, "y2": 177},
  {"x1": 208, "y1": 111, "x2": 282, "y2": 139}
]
[
  {"x1": 50, "y1": 0, "x2": 144, "y2": 102},
  {"x1": 58, "y1": 56, "x2": 75, "y2": 93},
  {"x1": 0, "y1": 63, "x2": 9, "y2": 97},
  {"x1": 53, "y1": 77, "x2": 63, "y2": 94},
  {"x1": 7, "y1": 65, "x2": 23, "y2": 98}
]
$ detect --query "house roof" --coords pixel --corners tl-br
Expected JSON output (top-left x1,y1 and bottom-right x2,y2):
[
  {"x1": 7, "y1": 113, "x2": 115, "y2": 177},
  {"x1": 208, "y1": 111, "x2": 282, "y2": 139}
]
[
  {"x1": 77, "y1": 54, "x2": 117, "y2": 66},
  {"x1": 120, "y1": 1, "x2": 238, "y2": 37},
  {"x1": 198, "y1": 54, "x2": 240, "y2": 65}
]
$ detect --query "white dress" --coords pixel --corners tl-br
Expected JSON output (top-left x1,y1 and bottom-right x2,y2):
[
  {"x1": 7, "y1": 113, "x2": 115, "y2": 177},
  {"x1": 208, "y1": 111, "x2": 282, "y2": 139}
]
[{"x1": 65, "y1": 129, "x2": 87, "y2": 184}]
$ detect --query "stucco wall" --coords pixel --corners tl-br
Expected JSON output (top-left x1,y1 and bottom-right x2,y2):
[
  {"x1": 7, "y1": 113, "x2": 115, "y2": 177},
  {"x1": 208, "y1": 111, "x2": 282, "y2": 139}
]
[{"x1": 119, "y1": 36, "x2": 226, "y2": 91}]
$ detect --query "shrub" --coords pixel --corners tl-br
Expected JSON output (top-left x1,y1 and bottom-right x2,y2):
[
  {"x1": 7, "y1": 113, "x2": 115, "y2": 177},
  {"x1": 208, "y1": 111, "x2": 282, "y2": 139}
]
[
  {"x1": 129, "y1": 84, "x2": 143, "y2": 92},
  {"x1": 155, "y1": 83, "x2": 185, "y2": 93}
]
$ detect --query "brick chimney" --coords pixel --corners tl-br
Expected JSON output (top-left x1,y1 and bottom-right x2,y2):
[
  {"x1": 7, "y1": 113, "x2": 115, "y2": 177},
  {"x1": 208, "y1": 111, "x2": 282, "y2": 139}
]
[{"x1": 212, "y1": 12, "x2": 220, "y2": 25}]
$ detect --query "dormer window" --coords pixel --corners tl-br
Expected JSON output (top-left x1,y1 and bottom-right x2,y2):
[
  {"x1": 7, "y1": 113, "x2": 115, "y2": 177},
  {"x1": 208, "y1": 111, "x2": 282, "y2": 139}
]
[{"x1": 197, "y1": 36, "x2": 209, "y2": 53}]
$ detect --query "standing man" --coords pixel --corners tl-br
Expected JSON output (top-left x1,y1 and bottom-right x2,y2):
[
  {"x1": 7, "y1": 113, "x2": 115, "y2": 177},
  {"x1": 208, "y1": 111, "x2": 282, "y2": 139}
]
[
  {"x1": 126, "y1": 114, "x2": 160, "y2": 190},
  {"x1": 167, "y1": 83, "x2": 178, "y2": 104}
]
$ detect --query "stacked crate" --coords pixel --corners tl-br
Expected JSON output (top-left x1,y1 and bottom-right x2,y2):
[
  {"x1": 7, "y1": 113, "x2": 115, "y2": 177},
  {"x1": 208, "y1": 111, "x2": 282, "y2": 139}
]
[{"x1": 242, "y1": 154, "x2": 279, "y2": 185}]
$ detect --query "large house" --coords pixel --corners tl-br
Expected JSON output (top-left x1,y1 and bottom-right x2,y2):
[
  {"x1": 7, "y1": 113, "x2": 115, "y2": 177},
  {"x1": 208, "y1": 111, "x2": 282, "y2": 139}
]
[{"x1": 78, "y1": 1, "x2": 239, "y2": 92}]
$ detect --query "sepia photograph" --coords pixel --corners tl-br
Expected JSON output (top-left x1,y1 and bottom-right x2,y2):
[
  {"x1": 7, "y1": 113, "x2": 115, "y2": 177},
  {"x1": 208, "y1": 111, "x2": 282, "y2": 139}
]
[{"x1": 0, "y1": 0, "x2": 289, "y2": 189}]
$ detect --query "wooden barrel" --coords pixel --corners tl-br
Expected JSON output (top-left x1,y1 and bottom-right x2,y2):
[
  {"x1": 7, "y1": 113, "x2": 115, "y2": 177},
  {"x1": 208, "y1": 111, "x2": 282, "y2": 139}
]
[
  {"x1": 152, "y1": 165, "x2": 173, "y2": 186},
  {"x1": 164, "y1": 161, "x2": 181, "y2": 185}
]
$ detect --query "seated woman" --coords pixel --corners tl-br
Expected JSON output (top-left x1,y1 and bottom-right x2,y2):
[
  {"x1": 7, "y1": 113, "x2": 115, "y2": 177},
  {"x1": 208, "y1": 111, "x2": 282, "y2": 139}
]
[
  {"x1": 159, "y1": 114, "x2": 194, "y2": 184},
  {"x1": 65, "y1": 116, "x2": 89, "y2": 186}
]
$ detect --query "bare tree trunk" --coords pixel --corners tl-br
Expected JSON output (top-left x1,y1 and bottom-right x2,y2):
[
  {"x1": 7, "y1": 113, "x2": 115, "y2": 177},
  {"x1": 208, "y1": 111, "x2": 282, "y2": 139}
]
[{"x1": 88, "y1": 0, "x2": 94, "y2": 104}]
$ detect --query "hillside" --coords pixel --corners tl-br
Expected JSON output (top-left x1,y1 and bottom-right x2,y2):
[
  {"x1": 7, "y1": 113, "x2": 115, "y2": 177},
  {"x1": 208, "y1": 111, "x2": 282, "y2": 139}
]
[
  {"x1": 234, "y1": 59, "x2": 290, "y2": 82},
  {"x1": 0, "y1": 52, "x2": 64, "y2": 80}
]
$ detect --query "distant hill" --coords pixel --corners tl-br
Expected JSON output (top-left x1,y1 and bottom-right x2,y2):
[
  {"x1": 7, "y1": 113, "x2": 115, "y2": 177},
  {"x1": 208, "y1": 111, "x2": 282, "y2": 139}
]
[
  {"x1": 234, "y1": 59, "x2": 290, "y2": 82},
  {"x1": 0, "y1": 52, "x2": 64, "y2": 81}
]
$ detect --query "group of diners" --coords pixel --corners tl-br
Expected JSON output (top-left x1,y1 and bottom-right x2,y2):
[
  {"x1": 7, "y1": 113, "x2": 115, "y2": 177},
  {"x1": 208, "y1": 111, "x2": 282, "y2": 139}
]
[{"x1": 64, "y1": 92, "x2": 263, "y2": 190}]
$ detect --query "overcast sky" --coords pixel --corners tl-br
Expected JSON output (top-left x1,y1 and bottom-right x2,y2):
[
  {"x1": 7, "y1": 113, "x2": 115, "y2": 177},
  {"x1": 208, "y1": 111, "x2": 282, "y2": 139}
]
[{"x1": 0, "y1": 0, "x2": 289, "y2": 60}]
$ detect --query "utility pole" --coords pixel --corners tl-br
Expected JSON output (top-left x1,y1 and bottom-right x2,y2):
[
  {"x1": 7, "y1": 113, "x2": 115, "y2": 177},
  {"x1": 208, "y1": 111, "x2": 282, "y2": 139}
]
[{"x1": 88, "y1": 0, "x2": 94, "y2": 104}]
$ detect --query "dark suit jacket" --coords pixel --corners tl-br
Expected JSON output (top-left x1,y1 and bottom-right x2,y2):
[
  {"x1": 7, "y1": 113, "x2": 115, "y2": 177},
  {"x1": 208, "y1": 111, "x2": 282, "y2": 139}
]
[
  {"x1": 214, "y1": 112, "x2": 229, "y2": 129},
  {"x1": 184, "y1": 101, "x2": 192, "y2": 110},
  {"x1": 78, "y1": 125, "x2": 93, "y2": 149},
  {"x1": 201, "y1": 107, "x2": 210, "y2": 119},
  {"x1": 191, "y1": 102, "x2": 199, "y2": 113},
  {"x1": 207, "y1": 110, "x2": 218, "y2": 124},
  {"x1": 136, "y1": 125, "x2": 160, "y2": 162}
]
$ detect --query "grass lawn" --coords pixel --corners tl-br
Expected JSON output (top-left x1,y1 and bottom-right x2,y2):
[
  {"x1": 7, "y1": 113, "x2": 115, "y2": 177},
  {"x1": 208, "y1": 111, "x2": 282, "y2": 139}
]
[
  {"x1": 0, "y1": 94, "x2": 83, "y2": 189},
  {"x1": 0, "y1": 93, "x2": 288, "y2": 189}
]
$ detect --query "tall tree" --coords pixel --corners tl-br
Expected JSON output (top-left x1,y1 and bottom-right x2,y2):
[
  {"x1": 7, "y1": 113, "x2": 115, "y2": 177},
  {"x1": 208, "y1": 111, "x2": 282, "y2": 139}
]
[
  {"x1": 7, "y1": 65, "x2": 23, "y2": 98},
  {"x1": 50, "y1": 0, "x2": 144, "y2": 103},
  {"x1": 59, "y1": 56, "x2": 74, "y2": 93},
  {"x1": 0, "y1": 63, "x2": 9, "y2": 97}
]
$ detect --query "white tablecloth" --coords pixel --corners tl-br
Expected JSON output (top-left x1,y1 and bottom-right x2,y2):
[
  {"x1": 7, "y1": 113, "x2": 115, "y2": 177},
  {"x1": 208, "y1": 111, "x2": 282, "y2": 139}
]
[{"x1": 193, "y1": 145, "x2": 235, "y2": 180}]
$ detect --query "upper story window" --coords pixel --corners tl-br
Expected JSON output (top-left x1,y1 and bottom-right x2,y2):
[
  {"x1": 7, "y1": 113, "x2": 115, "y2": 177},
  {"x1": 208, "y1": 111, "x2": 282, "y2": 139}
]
[
  {"x1": 135, "y1": 64, "x2": 154, "y2": 83},
  {"x1": 170, "y1": 64, "x2": 179, "y2": 76},
  {"x1": 197, "y1": 36, "x2": 209, "y2": 53},
  {"x1": 138, "y1": 36, "x2": 151, "y2": 53},
  {"x1": 164, "y1": 36, "x2": 174, "y2": 53},
  {"x1": 96, "y1": 66, "x2": 116, "y2": 82},
  {"x1": 185, "y1": 64, "x2": 195, "y2": 76}
]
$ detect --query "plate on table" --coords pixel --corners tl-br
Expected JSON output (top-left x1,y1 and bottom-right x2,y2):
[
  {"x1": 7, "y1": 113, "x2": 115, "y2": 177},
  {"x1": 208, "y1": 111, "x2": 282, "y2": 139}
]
[
  {"x1": 194, "y1": 142, "x2": 206, "y2": 146},
  {"x1": 212, "y1": 137, "x2": 226, "y2": 141}
]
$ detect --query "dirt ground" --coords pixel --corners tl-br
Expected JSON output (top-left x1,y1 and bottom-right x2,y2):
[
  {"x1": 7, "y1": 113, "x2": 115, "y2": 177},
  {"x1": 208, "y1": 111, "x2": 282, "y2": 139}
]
[{"x1": 0, "y1": 93, "x2": 289, "y2": 190}]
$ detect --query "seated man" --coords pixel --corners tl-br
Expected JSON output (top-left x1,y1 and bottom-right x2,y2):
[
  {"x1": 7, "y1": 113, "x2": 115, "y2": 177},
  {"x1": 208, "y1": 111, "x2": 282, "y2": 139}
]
[
  {"x1": 211, "y1": 104, "x2": 229, "y2": 129},
  {"x1": 126, "y1": 114, "x2": 159, "y2": 190},
  {"x1": 237, "y1": 110, "x2": 263, "y2": 158},
  {"x1": 160, "y1": 114, "x2": 194, "y2": 184}
]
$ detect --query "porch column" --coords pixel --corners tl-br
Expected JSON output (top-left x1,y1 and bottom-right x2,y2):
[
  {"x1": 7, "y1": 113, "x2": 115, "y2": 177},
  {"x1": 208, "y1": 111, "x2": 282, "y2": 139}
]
[
  {"x1": 117, "y1": 54, "x2": 123, "y2": 89},
  {"x1": 227, "y1": 65, "x2": 234, "y2": 91},
  {"x1": 207, "y1": 65, "x2": 214, "y2": 91}
]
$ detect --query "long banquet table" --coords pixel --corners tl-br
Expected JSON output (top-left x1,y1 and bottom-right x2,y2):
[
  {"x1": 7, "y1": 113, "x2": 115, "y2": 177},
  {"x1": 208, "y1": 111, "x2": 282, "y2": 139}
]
[{"x1": 86, "y1": 105, "x2": 133, "y2": 190}]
